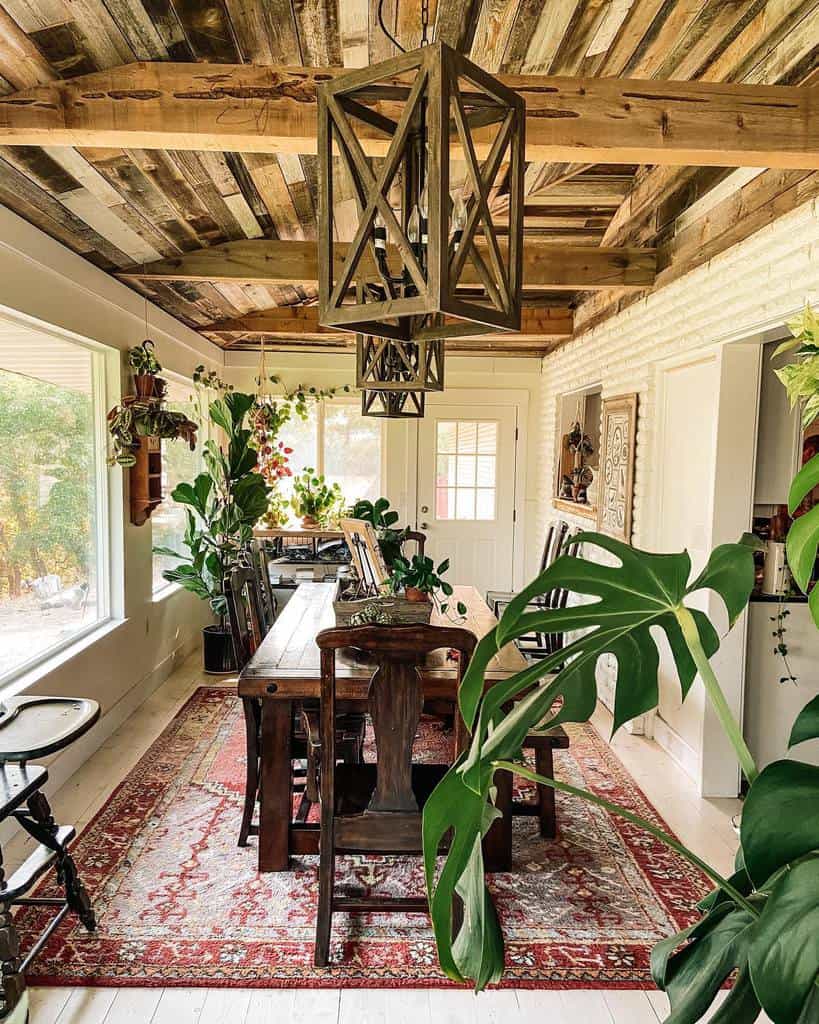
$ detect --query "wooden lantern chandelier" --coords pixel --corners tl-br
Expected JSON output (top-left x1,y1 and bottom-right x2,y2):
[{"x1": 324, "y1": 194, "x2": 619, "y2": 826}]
[{"x1": 318, "y1": 41, "x2": 525, "y2": 346}]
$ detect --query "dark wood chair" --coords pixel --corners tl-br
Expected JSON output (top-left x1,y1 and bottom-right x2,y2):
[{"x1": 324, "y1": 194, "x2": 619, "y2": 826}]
[
  {"x1": 250, "y1": 539, "x2": 278, "y2": 633},
  {"x1": 488, "y1": 523, "x2": 581, "y2": 660},
  {"x1": 403, "y1": 529, "x2": 426, "y2": 558},
  {"x1": 313, "y1": 623, "x2": 476, "y2": 967},
  {"x1": 225, "y1": 567, "x2": 365, "y2": 847}
]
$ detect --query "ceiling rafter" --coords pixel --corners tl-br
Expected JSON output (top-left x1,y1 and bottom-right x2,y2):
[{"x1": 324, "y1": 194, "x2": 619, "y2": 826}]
[{"x1": 1, "y1": 62, "x2": 818, "y2": 168}]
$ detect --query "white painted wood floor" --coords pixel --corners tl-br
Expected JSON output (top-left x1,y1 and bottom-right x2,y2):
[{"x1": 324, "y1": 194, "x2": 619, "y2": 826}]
[{"x1": 10, "y1": 654, "x2": 756, "y2": 1024}]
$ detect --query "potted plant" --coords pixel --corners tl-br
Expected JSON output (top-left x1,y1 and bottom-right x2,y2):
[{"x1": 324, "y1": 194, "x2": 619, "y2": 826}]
[
  {"x1": 262, "y1": 489, "x2": 291, "y2": 530},
  {"x1": 291, "y1": 469, "x2": 343, "y2": 529},
  {"x1": 153, "y1": 391, "x2": 270, "y2": 673},
  {"x1": 107, "y1": 400, "x2": 196, "y2": 467},
  {"x1": 349, "y1": 496, "x2": 408, "y2": 567},
  {"x1": 389, "y1": 554, "x2": 467, "y2": 616},
  {"x1": 129, "y1": 339, "x2": 162, "y2": 398}
]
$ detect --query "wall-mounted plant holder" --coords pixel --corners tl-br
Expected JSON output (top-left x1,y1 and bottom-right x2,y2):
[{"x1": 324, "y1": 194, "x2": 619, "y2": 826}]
[{"x1": 129, "y1": 434, "x2": 163, "y2": 526}]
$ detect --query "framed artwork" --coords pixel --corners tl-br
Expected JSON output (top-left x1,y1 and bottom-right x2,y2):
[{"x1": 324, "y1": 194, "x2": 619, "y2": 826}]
[
  {"x1": 596, "y1": 394, "x2": 638, "y2": 542},
  {"x1": 340, "y1": 517, "x2": 390, "y2": 594}
]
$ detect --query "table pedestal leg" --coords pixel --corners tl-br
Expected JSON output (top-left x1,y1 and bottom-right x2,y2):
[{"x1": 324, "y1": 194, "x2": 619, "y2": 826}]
[{"x1": 259, "y1": 699, "x2": 292, "y2": 872}]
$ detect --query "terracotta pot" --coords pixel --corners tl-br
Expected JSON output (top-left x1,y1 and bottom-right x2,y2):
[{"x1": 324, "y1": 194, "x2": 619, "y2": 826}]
[
  {"x1": 301, "y1": 515, "x2": 319, "y2": 529},
  {"x1": 404, "y1": 586, "x2": 430, "y2": 603},
  {"x1": 134, "y1": 373, "x2": 156, "y2": 398}
]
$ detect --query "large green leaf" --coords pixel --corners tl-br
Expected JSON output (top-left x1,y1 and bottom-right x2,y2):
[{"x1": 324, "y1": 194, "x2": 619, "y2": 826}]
[
  {"x1": 789, "y1": 695, "x2": 819, "y2": 749},
  {"x1": 708, "y1": 967, "x2": 761, "y2": 1024},
  {"x1": 749, "y1": 857, "x2": 819, "y2": 1024},
  {"x1": 662, "y1": 907, "x2": 757, "y2": 1024},
  {"x1": 423, "y1": 533, "x2": 756, "y2": 987},
  {"x1": 786, "y1": 452, "x2": 819, "y2": 627},
  {"x1": 741, "y1": 760, "x2": 819, "y2": 887}
]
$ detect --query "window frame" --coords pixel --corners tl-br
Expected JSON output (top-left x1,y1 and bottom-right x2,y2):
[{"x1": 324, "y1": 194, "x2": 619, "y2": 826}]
[
  {"x1": 151, "y1": 371, "x2": 207, "y2": 600},
  {"x1": 0, "y1": 322, "x2": 114, "y2": 694},
  {"x1": 285, "y1": 395, "x2": 386, "y2": 496}
]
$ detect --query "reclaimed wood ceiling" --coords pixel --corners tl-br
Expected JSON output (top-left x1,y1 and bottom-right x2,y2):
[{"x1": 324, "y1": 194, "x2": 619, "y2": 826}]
[{"x1": 0, "y1": 0, "x2": 817, "y2": 357}]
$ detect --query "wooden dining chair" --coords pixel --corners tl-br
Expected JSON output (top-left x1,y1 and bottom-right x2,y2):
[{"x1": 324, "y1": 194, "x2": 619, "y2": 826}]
[
  {"x1": 313, "y1": 622, "x2": 476, "y2": 967},
  {"x1": 225, "y1": 567, "x2": 365, "y2": 847},
  {"x1": 250, "y1": 539, "x2": 278, "y2": 633},
  {"x1": 403, "y1": 529, "x2": 426, "y2": 558}
]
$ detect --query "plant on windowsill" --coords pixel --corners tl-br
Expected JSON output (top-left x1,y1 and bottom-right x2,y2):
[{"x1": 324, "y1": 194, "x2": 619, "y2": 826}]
[
  {"x1": 388, "y1": 554, "x2": 467, "y2": 617},
  {"x1": 153, "y1": 391, "x2": 269, "y2": 673},
  {"x1": 291, "y1": 469, "x2": 344, "y2": 529}
]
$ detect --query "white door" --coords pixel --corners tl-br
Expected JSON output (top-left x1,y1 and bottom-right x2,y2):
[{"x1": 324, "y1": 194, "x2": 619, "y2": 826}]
[{"x1": 416, "y1": 404, "x2": 518, "y2": 597}]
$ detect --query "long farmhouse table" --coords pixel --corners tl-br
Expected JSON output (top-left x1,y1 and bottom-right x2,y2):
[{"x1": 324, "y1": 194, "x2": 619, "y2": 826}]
[{"x1": 237, "y1": 581, "x2": 527, "y2": 873}]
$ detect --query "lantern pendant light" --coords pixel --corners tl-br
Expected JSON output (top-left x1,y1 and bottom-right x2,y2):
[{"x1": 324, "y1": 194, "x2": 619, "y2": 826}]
[
  {"x1": 355, "y1": 334, "x2": 444, "y2": 393},
  {"x1": 361, "y1": 388, "x2": 425, "y2": 419},
  {"x1": 317, "y1": 30, "x2": 525, "y2": 347}
]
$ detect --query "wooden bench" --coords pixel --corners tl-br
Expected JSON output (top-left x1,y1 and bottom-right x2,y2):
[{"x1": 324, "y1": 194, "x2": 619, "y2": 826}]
[{"x1": 512, "y1": 725, "x2": 571, "y2": 839}]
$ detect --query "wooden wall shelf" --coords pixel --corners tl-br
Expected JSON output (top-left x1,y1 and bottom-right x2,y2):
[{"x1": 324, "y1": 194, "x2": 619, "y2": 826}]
[{"x1": 130, "y1": 435, "x2": 163, "y2": 526}]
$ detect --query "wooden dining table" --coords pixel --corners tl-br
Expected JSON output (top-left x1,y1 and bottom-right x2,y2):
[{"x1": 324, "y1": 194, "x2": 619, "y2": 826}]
[{"x1": 237, "y1": 581, "x2": 527, "y2": 873}]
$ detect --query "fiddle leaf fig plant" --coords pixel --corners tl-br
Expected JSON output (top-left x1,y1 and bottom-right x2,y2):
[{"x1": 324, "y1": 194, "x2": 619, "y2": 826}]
[{"x1": 154, "y1": 391, "x2": 269, "y2": 622}]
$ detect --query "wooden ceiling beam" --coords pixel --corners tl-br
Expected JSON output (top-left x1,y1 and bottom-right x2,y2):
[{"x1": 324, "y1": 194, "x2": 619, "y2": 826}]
[
  {"x1": 118, "y1": 239, "x2": 656, "y2": 291},
  {"x1": 1, "y1": 61, "x2": 818, "y2": 167},
  {"x1": 204, "y1": 303, "x2": 573, "y2": 342}
]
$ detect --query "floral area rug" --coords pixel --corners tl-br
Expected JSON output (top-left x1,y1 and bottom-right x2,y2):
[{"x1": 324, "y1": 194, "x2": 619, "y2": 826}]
[{"x1": 18, "y1": 687, "x2": 710, "y2": 988}]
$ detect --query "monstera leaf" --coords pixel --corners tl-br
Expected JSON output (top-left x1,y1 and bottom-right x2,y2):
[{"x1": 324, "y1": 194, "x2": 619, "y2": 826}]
[
  {"x1": 423, "y1": 532, "x2": 757, "y2": 988},
  {"x1": 787, "y1": 451, "x2": 819, "y2": 628}
]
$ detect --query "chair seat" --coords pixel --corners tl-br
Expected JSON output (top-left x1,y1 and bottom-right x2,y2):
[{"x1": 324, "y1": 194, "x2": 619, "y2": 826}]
[{"x1": 332, "y1": 763, "x2": 450, "y2": 853}]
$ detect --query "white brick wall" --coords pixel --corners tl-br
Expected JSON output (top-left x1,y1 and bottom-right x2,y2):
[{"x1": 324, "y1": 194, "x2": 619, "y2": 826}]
[
  {"x1": 534, "y1": 198, "x2": 819, "y2": 744},
  {"x1": 535, "y1": 198, "x2": 819, "y2": 552}
]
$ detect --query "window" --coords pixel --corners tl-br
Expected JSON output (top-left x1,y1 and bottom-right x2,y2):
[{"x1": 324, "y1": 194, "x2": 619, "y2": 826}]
[
  {"x1": 0, "y1": 331, "x2": 109, "y2": 684},
  {"x1": 435, "y1": 420, "x2": 497, "y2": 521},
  {"x1": 277, "y1": 400, "x2": 382, "y2": 515},
  {"x1": 152, "y1": 377, "x2": 203, "y2": 594}
]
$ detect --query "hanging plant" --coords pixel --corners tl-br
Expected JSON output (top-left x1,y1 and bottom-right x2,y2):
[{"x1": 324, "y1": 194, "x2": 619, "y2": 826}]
[
  {"x1": 106, "y1": 398, "x2": 197, "y2": 467},
  {"x1": 128, "y1": 339, "x2": 162, "y2": 398}
]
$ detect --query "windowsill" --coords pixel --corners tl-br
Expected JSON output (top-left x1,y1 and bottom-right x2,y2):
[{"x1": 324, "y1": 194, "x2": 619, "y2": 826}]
[
  {"x1": 553, "y1": 498, "x2": 597, "y2": 520},
  {"x1": 0, "y1": 617, "x2": 127, "y2": 700},
  {"x1": 152, "y1": 582, "x2": 182, "y2": 603}
]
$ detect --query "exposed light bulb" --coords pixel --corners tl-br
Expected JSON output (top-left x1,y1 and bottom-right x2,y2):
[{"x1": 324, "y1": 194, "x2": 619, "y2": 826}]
[
  {"x1": 407, "y1": 205, "x2": 421, "y2": 245},
  {"x1": 373, "y1": 211, "x2": 387, "y2": 254},
  {"x1": 451, "y1": 193, "x2": 467, "y2": 251}
]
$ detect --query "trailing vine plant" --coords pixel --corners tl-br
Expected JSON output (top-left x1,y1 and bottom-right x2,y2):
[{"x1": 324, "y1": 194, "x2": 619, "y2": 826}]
[{"x1": 771, "y1": 588, "x2": 798, "y2": 685}]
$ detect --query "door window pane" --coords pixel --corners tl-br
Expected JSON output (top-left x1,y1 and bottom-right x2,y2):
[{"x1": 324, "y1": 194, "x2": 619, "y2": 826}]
[
  {"x1": 152, "y1": 378, "x2": 203, "y2": 594},
  {"x1": 0, "y1": 337, "x2": 106, "y2": 683},
  {"x1": 435, "y1": 419, "x2": 498, "y2": 521}
]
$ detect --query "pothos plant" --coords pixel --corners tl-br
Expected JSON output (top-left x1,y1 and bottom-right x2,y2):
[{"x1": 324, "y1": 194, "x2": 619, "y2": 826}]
[
  {"x1": 389, "y1": 554, "x2": 467, "y2": 617},
  {"x1": 422, "y1": 532, "x2": 819, "y2": 1021}
]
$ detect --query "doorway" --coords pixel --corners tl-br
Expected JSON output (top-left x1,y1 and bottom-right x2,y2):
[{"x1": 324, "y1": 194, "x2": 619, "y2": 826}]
[{"x1": 414, "y1": 396, "x2": 521, "y2": 597}]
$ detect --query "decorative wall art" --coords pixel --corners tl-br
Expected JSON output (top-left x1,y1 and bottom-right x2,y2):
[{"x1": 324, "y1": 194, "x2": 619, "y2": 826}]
[{"x1": 596, "y1": 393, "x2": 638, "y2": 542}]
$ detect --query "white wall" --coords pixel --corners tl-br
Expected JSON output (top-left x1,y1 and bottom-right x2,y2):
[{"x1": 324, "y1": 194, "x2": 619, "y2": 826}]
[
  {"x1": 535, "y1": 197, "x2": 819, "y2": 795},
  {"x1": 224, "y1": 349, "x2": 545, "y2": 582},
  {"x1": 0, "y1": 205, "x2": 225, "y2": 806}
]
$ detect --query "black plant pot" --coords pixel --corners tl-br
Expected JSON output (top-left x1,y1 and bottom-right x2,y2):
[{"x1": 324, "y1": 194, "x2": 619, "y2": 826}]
[{"x1": 202, "y1": 625, "x2": 236, "y2": 675}]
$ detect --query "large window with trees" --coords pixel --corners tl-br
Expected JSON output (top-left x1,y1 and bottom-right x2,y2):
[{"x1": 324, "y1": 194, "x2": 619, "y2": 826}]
[
  {"x1": 277, "y1": 400, "x2": 382, "y2": 512},
  {"x1": 0, "y1": 331, "x2": 109, "y2": 685}
]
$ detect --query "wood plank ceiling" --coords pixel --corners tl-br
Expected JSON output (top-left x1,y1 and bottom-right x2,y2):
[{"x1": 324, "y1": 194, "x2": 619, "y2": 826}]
[{"x1": 0, "y1": 0, "x2": 816, "y2": 357}]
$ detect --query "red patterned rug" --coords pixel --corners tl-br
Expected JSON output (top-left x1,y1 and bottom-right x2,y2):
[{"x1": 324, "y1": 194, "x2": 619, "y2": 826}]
[{"x1": 19, "y1": 687, "x2": 710, "y2": 989}]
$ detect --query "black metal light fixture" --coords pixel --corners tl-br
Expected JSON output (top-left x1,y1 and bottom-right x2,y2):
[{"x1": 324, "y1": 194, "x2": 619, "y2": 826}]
[
  {"x1": 361, "y1": 388, "x2": 425, "y2": 419},
  {"x1": 356, "y1": 335, "x2": 444, "y2": 393},
  {"x1": 317, "y1": 18, "x2": 525, "y2": 349}
]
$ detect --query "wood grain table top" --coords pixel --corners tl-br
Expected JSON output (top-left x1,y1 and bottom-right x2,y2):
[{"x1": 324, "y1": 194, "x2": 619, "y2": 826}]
[{"x1": 238, "y1": 582, "x2": 527, "y2": 700}]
